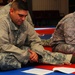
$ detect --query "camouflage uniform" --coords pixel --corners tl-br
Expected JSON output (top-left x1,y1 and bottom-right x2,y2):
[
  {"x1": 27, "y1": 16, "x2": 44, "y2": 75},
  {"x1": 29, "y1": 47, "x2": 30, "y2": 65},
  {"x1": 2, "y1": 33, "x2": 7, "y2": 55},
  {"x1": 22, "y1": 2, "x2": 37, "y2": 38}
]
[
  {"x1": 0, "y1": 53, "x2": 21, "y2": 71},
  {"x1": 49, "y1": 12, "x2": 75, "y2": 54},
  {"x1": 41, "y1": 39, "x2": 51, "y2": 46},
  {"x1": 0, "y1": 14, "x2": 73, "y2": 71},
  {"x1": 0, "y1": 1, "x2": 49, "y2": 46},
  {"x1": 0, "y1": 50, "x2": 72, "y2": 71}
]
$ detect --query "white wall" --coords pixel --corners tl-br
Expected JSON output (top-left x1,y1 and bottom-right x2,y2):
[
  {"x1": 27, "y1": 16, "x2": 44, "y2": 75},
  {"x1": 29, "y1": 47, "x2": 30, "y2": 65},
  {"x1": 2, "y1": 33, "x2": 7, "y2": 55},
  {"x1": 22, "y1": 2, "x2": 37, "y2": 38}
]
[{"x1": 32, "y1": 0, "x2": 69, "y2": 16}]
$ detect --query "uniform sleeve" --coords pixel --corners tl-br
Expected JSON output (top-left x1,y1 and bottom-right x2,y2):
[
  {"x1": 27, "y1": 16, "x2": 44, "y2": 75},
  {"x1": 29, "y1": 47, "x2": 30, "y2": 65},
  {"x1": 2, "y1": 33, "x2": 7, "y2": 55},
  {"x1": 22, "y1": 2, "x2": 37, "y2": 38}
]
[
  {"x1": 25, "y1": 21, "x2": 45, "y2": 57},
  {"x1": 64, "y1": 16, "x2": 75, "y2": 45},
  {"x1": 0, "y1": 19, "x2": 30, "y2": 64}
]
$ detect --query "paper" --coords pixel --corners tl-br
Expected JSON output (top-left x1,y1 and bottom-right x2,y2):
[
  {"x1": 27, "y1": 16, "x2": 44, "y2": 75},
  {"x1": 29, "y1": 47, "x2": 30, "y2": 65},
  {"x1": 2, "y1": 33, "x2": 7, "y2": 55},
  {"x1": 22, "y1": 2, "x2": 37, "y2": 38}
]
[
  {"x1": 53, "y1": 67, "x2": 75, "y2": 74},
  {"x1": 22, "y1": 68, "x2": 53, "y2": 75},
  {"x1": 35, "y1": 28, "x2": 51, "y2": 30}
]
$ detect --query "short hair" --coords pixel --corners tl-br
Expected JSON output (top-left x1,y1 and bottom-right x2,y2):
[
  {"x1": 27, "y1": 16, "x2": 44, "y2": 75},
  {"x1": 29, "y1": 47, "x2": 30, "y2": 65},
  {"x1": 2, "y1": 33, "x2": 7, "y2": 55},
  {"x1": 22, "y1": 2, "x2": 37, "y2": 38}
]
[{"x1": 11, "y1": 0, "x2": 28, "y2": 10}]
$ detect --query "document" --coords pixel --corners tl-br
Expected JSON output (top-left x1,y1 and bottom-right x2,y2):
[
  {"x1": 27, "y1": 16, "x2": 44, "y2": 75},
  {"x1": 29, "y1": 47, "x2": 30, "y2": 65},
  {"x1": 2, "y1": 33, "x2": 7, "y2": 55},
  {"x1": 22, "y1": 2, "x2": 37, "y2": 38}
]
[
  {"x1": 53, "y1": 67, "x2": 75, "y2": 74},
  {"x1": 22, "y1": 68, "x2": 53, "y2": 75},
  {"x1": 22, "y1": 67, "x2": 75, "y2": 74}
]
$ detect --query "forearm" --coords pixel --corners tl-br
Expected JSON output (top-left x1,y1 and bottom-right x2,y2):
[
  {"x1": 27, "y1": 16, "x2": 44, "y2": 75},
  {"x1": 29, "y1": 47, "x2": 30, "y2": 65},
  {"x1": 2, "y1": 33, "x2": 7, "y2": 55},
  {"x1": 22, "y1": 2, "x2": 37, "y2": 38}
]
[{"x1": 41, "y1": 39, "x2": 51, "y2": 46}]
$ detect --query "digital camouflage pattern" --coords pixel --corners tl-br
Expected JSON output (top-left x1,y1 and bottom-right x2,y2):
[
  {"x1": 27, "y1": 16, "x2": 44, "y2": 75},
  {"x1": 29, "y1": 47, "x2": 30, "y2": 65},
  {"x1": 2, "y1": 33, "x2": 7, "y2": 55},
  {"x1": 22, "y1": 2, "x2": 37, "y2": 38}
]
[
  {"x1": 50, "y1": 12, "x2": 75, "y2": 54},
  {"x1": 41, "y1": 12, "x2": 75, "y2": 54},
  {"x1": 41, "y1": 39, "x2": 51, "y2": 46},
  {"x1": 52, "y1": 44, "x2": 75, "y2": 54},
  {"x1": 0, "y1": 50, "x2": 72, "y2": 71},
  {"x1": 39, "y1": 50, "x2": 72, "y2": 65},
  {"x1": 0, "y1": 53, "x2": 21, "y2": 71}
]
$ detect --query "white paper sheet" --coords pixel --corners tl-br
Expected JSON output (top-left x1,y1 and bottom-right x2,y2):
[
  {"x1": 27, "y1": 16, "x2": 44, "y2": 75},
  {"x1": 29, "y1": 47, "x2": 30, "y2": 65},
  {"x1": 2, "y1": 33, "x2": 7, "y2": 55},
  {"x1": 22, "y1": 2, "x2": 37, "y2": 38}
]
[
  {"x1": 22, "y1": 68, "x2": 53, "y2": 75},
  {"x1": 35, "y1": 28, "x2": 53, "y2": 30},
  {"x1": 53, "y1": 67, "x2": 75, "y2": 74}
]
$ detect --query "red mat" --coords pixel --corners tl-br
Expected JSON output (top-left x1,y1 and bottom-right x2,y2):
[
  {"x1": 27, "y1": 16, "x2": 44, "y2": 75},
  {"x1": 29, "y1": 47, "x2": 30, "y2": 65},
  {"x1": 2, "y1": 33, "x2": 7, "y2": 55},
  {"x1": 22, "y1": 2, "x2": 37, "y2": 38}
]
[{"x1": 35, "y1": 28, "x2": 55, "y2": 34}]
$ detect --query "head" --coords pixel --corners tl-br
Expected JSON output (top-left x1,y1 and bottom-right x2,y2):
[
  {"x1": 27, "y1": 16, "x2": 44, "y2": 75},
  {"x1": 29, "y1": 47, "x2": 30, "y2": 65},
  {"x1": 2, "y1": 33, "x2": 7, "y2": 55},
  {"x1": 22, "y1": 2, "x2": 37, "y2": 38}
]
[{"x1": 10, "y1": 0, "x2": 28, "y2": 26}]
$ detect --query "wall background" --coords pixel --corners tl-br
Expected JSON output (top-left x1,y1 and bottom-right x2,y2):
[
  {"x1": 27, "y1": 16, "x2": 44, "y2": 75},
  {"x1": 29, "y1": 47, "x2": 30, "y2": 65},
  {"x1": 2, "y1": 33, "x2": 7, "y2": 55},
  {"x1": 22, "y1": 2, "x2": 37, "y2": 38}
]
[
  {"x1": 32, "y1": 0, "x2": 69, "y2": 16},
  {"x1": 0, "y1": 0, "x2": 69, "y2": 16}
]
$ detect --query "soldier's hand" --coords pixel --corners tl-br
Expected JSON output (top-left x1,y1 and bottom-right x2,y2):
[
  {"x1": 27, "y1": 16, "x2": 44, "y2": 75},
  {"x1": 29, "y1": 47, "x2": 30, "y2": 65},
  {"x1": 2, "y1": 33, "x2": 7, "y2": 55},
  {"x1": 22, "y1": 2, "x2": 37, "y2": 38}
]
[{"x1": 29, "y1": 50, "x2": 38, "y2": 62}]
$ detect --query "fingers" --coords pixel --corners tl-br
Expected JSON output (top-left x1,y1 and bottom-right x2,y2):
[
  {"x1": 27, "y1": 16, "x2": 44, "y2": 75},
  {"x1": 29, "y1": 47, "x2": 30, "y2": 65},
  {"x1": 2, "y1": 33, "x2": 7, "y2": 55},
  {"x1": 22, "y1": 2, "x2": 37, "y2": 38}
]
[
  {"x1": 30, "y1": 54, "x2": 38, "y2": 62},
  {"x1": 29, "y1": 50, "x2": 38, "y2": 62}
]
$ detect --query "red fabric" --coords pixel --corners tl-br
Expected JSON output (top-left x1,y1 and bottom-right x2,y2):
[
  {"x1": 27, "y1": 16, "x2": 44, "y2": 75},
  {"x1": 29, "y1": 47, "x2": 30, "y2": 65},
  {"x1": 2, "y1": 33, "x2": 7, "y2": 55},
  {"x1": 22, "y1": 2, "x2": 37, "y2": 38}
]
[
  {"x1": 36, "y1": 28, "x2": 55, "y2": 34},
  {"x1": 35, "y1": 64, "x2": 75, "y2": 70},
  {"x1": 44, "y1": 46, "x2": 52, "y2": 51}
]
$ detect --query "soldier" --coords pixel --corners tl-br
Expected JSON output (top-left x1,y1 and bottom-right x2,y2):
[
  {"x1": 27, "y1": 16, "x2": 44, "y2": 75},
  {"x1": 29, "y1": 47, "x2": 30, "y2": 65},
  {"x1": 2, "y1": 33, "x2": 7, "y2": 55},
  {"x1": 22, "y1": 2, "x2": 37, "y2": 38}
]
[
  {"x1": 48, "y1": 12, "x2": 75, "y2": 54},
  {"x1": 0, "y1": 0, "x2": 75, "y2": 71},
  {"x1": 0, "y1": 0, "x2": 48, "y2": 44}
]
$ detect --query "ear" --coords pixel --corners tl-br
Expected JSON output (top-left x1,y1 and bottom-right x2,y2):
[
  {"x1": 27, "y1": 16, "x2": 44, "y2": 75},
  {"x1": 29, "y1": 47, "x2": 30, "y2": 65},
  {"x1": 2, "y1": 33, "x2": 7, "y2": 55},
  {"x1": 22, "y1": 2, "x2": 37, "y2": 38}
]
[{"x1": 10, "y1": 8, "x2": 14, "y2": 14}]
